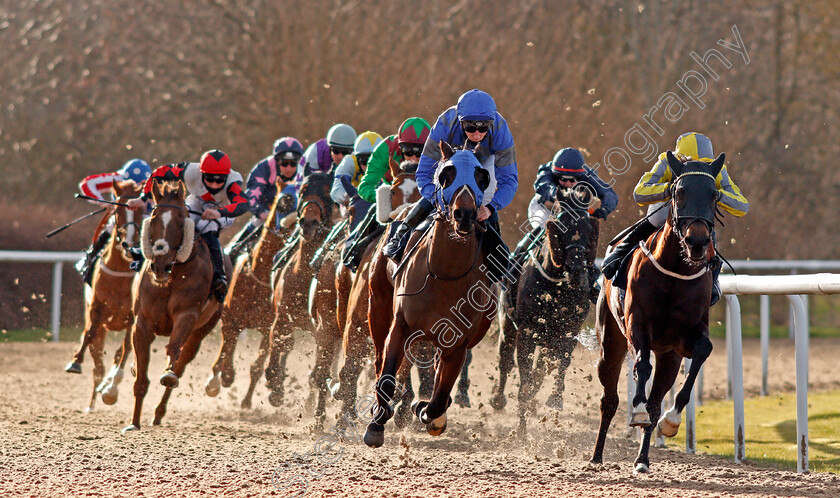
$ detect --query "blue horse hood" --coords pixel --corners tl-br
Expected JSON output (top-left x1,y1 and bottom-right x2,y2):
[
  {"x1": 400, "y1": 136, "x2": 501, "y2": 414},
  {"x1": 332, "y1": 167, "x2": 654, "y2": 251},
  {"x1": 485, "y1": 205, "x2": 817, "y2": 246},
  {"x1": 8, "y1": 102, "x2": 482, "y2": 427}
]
[
  {"x1": 434, "y1": 150, "x2": 486, "y2": 207},
  {"x1": 456, "y1": 89, "x2": 496, "y2": 122}
]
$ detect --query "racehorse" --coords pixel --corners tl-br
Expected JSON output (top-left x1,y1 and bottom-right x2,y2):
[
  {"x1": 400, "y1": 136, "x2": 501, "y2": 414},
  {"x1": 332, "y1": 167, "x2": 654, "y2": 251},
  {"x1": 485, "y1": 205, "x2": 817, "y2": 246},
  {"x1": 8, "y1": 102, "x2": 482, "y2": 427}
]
[
  {"x1": 264, "y1": 173, "x2": 333, "y2": 413},
  {"x1": 65, "y1": 179, "x2": 143, "y2": 410},
  {"x1": 205, "y1": 178, "x2": 294, "y2": 408},
  {"x1": 364, "y1": 142, "x2": 494, "y2": 448},
  {"x1": 331, "y1": 164, "x2": 435, "y2": 424},
  {"x1": 590, "y1": 152, "x2": 725, "y2": 473},
  {"x1": 122, "y1": 181, "x2": 228, "y2": 431},
  {"x1": 491, "y1": 186, "x2": 595, "y2": 434}
]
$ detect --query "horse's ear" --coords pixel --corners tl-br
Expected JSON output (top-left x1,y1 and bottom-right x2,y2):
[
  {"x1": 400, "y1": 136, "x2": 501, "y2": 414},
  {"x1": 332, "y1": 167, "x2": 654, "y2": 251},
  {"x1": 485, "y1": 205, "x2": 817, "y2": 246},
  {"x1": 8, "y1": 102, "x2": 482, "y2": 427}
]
[
  {"x1": 666, "y1": 150, "x2": 684, "y2": 177},
  {"x1": 440, "y1": 140, "x2": 455, "y2": 161},
  {"x1": 176, "y1": 181, "x2": 186, "y2": 200},
  {"x1": 151, "y1": 180, "x2": 162, "y2": 201},
  {"x1": 112, "y1": 179, "x2": 122, "y2": 196},
  {"x1": 475, "y1": 167, "x2": 490, "y2": 192},
  {"x1": 438, "y1": 165, "x2": 457, "y2": 189},
  {"x1": 710, "y1": 153, "x2": 725, "y2": 178}
]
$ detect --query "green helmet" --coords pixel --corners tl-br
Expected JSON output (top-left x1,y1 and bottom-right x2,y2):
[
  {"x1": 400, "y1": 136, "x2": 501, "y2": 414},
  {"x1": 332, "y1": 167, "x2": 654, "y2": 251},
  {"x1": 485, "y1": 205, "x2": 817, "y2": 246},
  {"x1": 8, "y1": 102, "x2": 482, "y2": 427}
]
[{"x1": 397, "y1": 117, "x2": 431, "y2": 145}]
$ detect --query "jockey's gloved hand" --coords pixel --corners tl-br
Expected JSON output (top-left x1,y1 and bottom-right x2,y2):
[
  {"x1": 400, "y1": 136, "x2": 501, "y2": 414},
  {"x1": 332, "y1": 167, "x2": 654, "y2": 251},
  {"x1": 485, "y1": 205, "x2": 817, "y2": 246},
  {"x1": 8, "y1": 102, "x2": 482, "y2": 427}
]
[
  {"x1": 540, "y1": 186, "x2": 557, "y2": 205},
  {"x1": 592, "y1": 207, "x2": 609, "y2": 220}
]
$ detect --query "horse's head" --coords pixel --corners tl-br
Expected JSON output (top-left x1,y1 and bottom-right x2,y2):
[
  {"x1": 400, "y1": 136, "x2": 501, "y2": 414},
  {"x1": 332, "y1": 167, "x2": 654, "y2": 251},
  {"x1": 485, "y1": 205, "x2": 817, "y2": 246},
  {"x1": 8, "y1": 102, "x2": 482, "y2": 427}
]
[
  {"x1": 546, "y1": 186, "x2": 593, "y2": 287},
  {"x1": 666, "y1": 150, "x2": 725, "y2": 262},
  {"x1": 391, "y1": 161, "x2": 421, "y2": 208},
  {"x1": 112, "y1": 179, "x2": 143, "y2": 258},
  {"x1": 141, "y1": 181, "x2": 194, "y2": 285},
  {"x1": 297, "y1": 173, "x2": 333, "y2": 241},
  {"x1": 435, "y1": 141, "x2": 490, "y2": 237}
]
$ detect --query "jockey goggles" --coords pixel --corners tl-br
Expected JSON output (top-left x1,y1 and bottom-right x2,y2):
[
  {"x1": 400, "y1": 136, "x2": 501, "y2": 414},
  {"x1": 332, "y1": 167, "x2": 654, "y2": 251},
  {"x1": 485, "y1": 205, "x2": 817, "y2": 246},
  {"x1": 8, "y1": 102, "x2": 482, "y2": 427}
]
[
  {"x1": 278, "y1": 159, "x2": 298, "y2": 168},
  {"x1": 400, "y1": 144, "x2": 423, "y2": 157},
  {"x1": 461, "y1": 120, "x2": 491, "y2": 133},
  {"x1": 330, "y1": 146, "x2": 353, "y2": 156},
  {"x1": 202, "y1": 173, "x2": 228, "y2": 185},
  {"x1": 356, "y1": 153, "x2": 371, "y2": 166},
  {"x1": 557, "y1": 175, "x2": 578, "y2": 184}
]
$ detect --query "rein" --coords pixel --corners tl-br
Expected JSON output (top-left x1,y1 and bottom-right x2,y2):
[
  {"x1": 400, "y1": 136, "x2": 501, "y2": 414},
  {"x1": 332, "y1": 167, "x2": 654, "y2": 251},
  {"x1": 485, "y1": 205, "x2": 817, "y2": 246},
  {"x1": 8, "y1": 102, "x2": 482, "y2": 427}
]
[{"x1": 637, "y1": 240, "x2": 708, "y2": 280}]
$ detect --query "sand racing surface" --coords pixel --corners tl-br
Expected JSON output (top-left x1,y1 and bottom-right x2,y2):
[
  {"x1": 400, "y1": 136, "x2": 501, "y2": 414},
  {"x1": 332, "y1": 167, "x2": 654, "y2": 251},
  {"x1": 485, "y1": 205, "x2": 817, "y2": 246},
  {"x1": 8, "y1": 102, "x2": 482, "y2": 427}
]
[{"x1": 2, "y1": 331, "x2": 839, "y2": 497}]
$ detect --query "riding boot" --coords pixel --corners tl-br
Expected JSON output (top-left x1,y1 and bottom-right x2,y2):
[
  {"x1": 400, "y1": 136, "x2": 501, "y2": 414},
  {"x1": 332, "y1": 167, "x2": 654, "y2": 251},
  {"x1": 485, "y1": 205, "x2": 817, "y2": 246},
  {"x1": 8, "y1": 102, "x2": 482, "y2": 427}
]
[
  {"x1": 601, "y1": 219, "x2": 657, "y2": 280},
  {"x1": 202, "y1": 232, "x2": 227, "y2": 302},
  {"x1": 508, "y1": 226, "x2": 542, "y2": 279},
  {"x1": 709, "y1": 255, "x2": 723, "y2": 307},
  {"x1": 226, "y1": 223, "x2": 257, "y2": 262},
  {"x1": 586, "y1": 265, "x2": 601, "y2": 304},
  {"x1": 382, "y1": 198, "x2": 433, "y2": 260},
  {"x1": 271, "y1": 227, "x2": 301, "y2": 272},
  {"x1": 77, "y1": 230, "x2": 111, "y2": 285}
]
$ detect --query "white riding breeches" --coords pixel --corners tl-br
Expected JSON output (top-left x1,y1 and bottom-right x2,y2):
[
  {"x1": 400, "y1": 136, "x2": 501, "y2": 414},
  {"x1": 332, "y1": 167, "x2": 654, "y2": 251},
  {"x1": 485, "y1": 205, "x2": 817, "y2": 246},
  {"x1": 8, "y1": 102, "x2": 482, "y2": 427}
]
[{"x1": 186, "y1": 196, "x2": 234, "y2": 235}]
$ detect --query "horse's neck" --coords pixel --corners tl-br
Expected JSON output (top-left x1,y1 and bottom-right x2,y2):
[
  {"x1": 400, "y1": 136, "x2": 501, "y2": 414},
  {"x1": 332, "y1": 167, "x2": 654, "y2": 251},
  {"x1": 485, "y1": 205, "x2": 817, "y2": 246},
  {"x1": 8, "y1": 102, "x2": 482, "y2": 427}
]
[
  {"x1": 648, "y1": 223, "x2": 693, "y2": 273},
  {"x1": 101, "y1": 236, "x2": 130, "y2": 268},
  {"x1": 538, "y1": 237, "x2": 566, "y2": 278},
  {"x1": 428, "y1": 219, "x2": 480, "y2": 278},
  {"x1": 251, "y1": 230, "x2": 283, "y2": 275}
]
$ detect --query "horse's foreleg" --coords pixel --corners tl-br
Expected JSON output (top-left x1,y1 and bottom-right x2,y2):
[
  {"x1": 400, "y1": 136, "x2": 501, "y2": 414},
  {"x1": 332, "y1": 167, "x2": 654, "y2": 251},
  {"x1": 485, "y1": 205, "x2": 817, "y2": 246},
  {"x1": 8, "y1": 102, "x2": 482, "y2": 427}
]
[
  {"x1": 546, "y1": 338, "x2": 576, "y2": 411},
  {"x1": 491, "y1": 316, "x2": 517, "y2": 410},
  {"x1": 66, "y1": 316, "x2": 104, "y2": 374},
  {"x1": 516, "y1": 331, "x2": 539, "y2": 426},
  {"x1": 363, "y1": 315, "x2": 408, "y2": 448},
  {"x1": 658, "y1": 334, "x2": 713, "y2": 439},
  {"x1": 265, "y1": 317, "x2": 294, "y2": 407},
  {"x1": 241, "y1": 328, "x2": 271, "y2": 409},
  {"x1": 161, "y1": 312, "x2": 199, "y2": 388},
  {"x1": 590, "y1": 306, "x2": 627, "y2": 465},
  {"x1": 98, "y1": 328, "x2": 131, "y2": 405},
  {"x1": 418, "y1": 347, "x2": 466, "y2": 437},
  {"x1": 312, "y1": 337, "x2": 341, "y2": 426},
  {"x1": 634, "y1": 351, "x2": 681, "y2": 473},
  {"x1": 213, "y1": 318, "x2": 241, "y2": 388},
  {"x1": 124, "y1": 320, "x2": 153, "y2": 432},
  {"x1": 629, "y1": 320, "x2": 653, "y2": 427},
  {"x1": 154, "y1": 326, "x2": 210, "y2": 426},
  {"x1": 393, "y1": 364, "x2": 415, "y2": 429},
  {"x1": 454, "y1": 349, "x2": 472, "y2": 408},
  {"x1": 86, "y1": 329, "x2": 107, "y2": 412}
]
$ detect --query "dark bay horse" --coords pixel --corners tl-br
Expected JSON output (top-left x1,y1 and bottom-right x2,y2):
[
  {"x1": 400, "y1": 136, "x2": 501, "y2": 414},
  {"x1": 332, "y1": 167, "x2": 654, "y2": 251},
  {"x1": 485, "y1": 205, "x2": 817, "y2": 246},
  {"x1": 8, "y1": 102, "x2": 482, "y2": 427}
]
[
  {"x1": 491, "y1": 186, "x2": 595, "y2": 433},
  {"x1": 364, "y1": 142, "x2": 493, "y2": 448},
  {"x1": 206, "y1": 178, "x2": 293, "y2": 408},
  {"x1": 65, "y1": 180, "x2": 142, "y2": 410},
  {"x1": 264, "y1": 173, "x2": 333, "y2": 412},
  {"x1": 591, "y1": 152, "x2": 725, "y2": 473},
  {"x1": 122, "y1": 181, "x2": 227, "y2": 432},
  {"x1": 331, "y1": 165, "x2": 433, "y2": 423}
]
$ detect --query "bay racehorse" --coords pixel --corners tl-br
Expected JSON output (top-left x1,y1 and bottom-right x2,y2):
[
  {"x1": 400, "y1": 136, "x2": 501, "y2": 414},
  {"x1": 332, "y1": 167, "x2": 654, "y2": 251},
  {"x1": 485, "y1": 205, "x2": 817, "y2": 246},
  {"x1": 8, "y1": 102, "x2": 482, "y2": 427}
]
[
  {"x1": 331, "y1": 162, "x2": 435, "y2": 424},
  {"x1": 491, "y1": 186, "x2": 595, "y2": 434},
  {"x1": 122, "y1": 181, "x2": 228, "y2": 431},
  {"x1": 65, "y1": 179, "x2": 143, "y2": 410},
  {"x1": 364, "y1": 142, "x2": 493, "y2": 447},
  {"x1": 264, "y1": 173, "x2": 333, "y2": 412},
  {"x1": 591, "y1": 151, "x2": 725, "y2": 473},
  {"x1": 205, "y1": 177, "x2": 294, "y2": 408}
]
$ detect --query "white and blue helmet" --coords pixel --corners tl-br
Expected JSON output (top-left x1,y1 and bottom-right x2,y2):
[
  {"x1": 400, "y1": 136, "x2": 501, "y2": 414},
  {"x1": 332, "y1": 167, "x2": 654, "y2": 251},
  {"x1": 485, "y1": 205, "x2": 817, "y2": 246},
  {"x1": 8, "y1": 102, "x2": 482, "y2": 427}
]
[{"x1": 119, "y1": 159, "x2": 151, "y2": 183}]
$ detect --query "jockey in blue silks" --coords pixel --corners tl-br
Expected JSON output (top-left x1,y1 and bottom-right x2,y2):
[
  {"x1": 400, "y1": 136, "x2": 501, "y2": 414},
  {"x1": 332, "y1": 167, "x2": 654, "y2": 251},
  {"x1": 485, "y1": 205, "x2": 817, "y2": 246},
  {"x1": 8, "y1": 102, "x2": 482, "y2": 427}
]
[{"x1": 382, "y1": 89, "x2": 517, "y2": 285}]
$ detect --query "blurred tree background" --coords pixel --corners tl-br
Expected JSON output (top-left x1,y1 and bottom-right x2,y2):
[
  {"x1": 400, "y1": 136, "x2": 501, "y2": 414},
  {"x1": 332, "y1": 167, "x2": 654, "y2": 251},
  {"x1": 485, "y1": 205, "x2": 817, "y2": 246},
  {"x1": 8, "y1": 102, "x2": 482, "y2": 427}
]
[{"x1": 1, "y1": 0, "x2": 838, "y2": 328}]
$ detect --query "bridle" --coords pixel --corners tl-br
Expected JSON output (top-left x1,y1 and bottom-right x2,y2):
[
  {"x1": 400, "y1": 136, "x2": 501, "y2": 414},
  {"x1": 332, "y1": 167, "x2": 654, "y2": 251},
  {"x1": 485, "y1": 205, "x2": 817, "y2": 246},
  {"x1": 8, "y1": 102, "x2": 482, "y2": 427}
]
[{"x1": 669, "y1": 171, "x2": 716, "y2": 246}]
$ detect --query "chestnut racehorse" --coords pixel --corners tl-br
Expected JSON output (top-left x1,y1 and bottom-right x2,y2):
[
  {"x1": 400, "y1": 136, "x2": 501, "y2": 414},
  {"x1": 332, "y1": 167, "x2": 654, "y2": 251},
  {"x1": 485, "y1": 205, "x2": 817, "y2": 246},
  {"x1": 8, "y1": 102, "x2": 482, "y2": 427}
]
[
  {"x1": 591, "y1": 152, "x2": 726, "y2": 473},
  {"x1": 264, "y1": 173, "x2": 334, "y2": 412},
  {"x1": 205, "y1": 178, "x2": 294, "y2": 408},
  {"x1": 332, "y1": 166, "x2": 435, "y2": 424},
  {"x1": 65, "y1": 179, "x2": 143, "y2": 410},
  {"x1": 122, "y1": 181, "x2": 228, "y2": 432},
  {"x1": 491, "y1": 186, "x2": 595, "y2": 434},
  {"x1": 364, "y1": 142, "x2": 494, "y2": 447}
]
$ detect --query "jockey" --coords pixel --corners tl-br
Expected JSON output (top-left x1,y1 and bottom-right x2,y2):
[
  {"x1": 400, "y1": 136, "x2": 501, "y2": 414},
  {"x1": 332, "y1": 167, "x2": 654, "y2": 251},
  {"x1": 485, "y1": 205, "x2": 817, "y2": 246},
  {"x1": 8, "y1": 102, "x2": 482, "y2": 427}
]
[
  {"x1": 227, "y1": 137, "x2": 303, "y2": 261},
  {"x1": 126, "y1": 150, "x2": 249, "y2": 301},
  {"x1": 600, "y1": 132, "x2": 749, "y2": 305},
  {"x1": 510, "y1": 147, "x2": 618, "y2": 303},
  {"x1": 340, "y1": 117, "x2": 431, "y2": 271},
  {"x1": 273, "y1": 123, "x2": 357, "y2": 270},
  {"x1": 75, "y1": 158, "x2": 152, "y2": 285},
  {"x1": 381, "y1": 89, "x2": 517, "y2": 284}
]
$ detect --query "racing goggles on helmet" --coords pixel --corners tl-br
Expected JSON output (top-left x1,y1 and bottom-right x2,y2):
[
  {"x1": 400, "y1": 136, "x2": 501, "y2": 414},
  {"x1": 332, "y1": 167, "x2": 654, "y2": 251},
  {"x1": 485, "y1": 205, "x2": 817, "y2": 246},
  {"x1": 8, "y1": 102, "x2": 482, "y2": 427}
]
[
  {"x1": 399, "y1": 144, "x2": 423, "y2": 158},
  {"x1": 330, "y1": 146, "x2": 353, "y2": 156},
  {"x1": 461, "y1": 120, "x2": 491, "y2": 133},
  {"x1": 557, "y1": 175, "x2": 578, "y2": 184},
  {"x1": 357, "y1": 153, "x2": 371, "y2": 166},
  {"x1": 202, "y1": 173, "x2": 228, "y2": 185}
]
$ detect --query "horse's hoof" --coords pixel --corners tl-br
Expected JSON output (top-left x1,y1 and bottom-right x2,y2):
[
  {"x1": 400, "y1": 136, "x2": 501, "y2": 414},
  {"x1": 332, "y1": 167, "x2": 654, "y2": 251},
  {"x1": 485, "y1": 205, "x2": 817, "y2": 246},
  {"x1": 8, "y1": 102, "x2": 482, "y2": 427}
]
[
  {"x1": 657, "y1": 408, "x2": 681, "y2": 438},
  {"x1": 629, "y1": 405, "x2": 651, "y2": 427},
  {"x1": 121, "y1": 424, "x2": 140, "y2": 434},
  {"x1": 160, "y1": 371, "x2": 179, "y2": 388},
  {"x1": 65, "y1": 362, "x2": 82, "y2": 374},
  {"x1": 489, "y1": 393, "x2": 507, "y2": 411},
  {"x1": 453, "y1": 392, "x2": 471, "y2": 408},
  {"x1": 633, "y1": 462, "x2": 650, "y2": 474},
  {"x1": 240, "y1": 398, "x2": 253, "y2": 410},
  {"x1": 545, "y1": 393, "x2": 564, "y2": 411},
  {"x1": 268, "y1": 390, "x2": 284, "y2": 407},
  {"x1": 425, "y1": 413, "x2": 447, "y2": 437},
  {"x1": 411, "y1": 400, "x2": 429, "y2": 419},
  {"x1": 153, "y1": 417, "x2": 163, "y2": 426},
  {"x1": 326, "y1": 378, "x2": 341, "y2": 399},
  {"x1": 363, "y1": 425, "x2": 385, "y2": 448},
  {"x1": 101, "y1": 386, "x2": 118, "y2": 405},
  {"x1": 205, "y1": 373, "x2": 221, "y2": 397}
]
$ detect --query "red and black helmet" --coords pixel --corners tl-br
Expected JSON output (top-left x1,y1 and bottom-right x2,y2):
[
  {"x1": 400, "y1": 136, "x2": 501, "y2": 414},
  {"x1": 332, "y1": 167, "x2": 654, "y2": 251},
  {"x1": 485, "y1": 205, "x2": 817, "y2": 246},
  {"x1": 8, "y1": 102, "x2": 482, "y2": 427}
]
[{"x1": 199, "y1": 149, "x2": 232, "y2": 175}]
